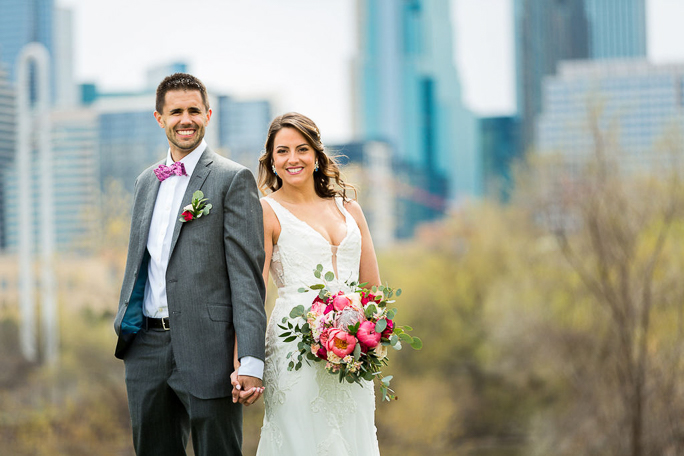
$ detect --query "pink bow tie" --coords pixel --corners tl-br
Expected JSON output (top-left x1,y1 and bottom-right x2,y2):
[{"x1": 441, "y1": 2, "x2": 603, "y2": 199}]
[{"x1": 154, "y1": 162, "x2": 187, "y2": 181}]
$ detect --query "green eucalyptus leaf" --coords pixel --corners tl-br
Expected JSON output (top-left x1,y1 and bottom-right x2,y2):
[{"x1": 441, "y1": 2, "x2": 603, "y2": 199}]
[
  {"x1": 324, "y1": 271, "x2": 335, "y2": 281},
  {"x1": 375, "y1": 319, "x2": 387, "y2": 333},
  {"x1": 399, "y1": 333, "x2": 413, "y2": 342},
  {"x1": 283, "y1": 336, "x2": 297, "y2": 343},
  {"x1": 298, "y1": 288, "x2": 308, "y2": 293},
  {"x1": 410, "y1": 337, "x2": 423, "y2": 350},
  {"x1": 310, "y1": 283, "x2": 325, "y2": 290},
  {"x1": 395, "y1": 289, "x2": 402, "y2": 296},
  {"x1": 192, "y1": 190, "x2": 204, "y2": 200},
  {"x1": 316, "y1": 264, "x2": 324, "y2": 272},
  {"x1": 289, "y1": 305, "x2": 306, "y2": 318},
  {"x1": 314, "y1": 270, "x2": 321, "y2": 279},
  {"x1": 353, "y1": 342, "x2": 362, "y2": 361},
  {"x1": 365, "y1": 304, "x2": 377, "y2": 318}
]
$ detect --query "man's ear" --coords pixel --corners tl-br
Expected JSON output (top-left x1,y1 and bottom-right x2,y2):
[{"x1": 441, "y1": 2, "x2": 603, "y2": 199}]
[{"x1": 153, "y1": 111, "x2": 164, "y2": 128}]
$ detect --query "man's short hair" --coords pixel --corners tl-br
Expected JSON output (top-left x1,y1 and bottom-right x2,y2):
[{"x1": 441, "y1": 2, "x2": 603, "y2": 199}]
[{"x1": 155, "y1": 73, "x2": 209, "y2": 113}]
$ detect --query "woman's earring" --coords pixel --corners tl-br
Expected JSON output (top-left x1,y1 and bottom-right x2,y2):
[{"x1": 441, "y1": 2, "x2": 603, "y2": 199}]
[
  {"x1": 272, "y1": 165, "x2": 278, "y2": 176},
  {"x1": 314, "y1": 161, "x2": 319, "y2": 172}
]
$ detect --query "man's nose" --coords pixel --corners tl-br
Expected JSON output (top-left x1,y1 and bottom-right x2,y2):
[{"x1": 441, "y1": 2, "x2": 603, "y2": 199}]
[{"x1": 180, "y1": 111, "x2": 193, "y2": 124}]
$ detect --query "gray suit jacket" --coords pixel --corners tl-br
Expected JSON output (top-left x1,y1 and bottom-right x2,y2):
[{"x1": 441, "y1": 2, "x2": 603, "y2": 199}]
[{"x1": 113, "y1": 147, "x2": 266, "y2": 399}]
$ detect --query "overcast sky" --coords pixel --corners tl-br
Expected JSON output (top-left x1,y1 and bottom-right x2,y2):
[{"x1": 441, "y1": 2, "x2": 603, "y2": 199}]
[{"x1": 57, "y1": 0, "x2": 684, "y2": 143}]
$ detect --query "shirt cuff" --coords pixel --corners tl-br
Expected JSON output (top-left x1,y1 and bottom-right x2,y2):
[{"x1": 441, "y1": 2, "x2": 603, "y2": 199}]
[{"x1": 238, "y1": 356, "x2": 264, "y2": 380}]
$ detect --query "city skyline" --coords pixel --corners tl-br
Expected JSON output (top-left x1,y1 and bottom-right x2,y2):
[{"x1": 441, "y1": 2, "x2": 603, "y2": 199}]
[{"x1": 53, "y1": 0, "x2": 684, "y2": 144}]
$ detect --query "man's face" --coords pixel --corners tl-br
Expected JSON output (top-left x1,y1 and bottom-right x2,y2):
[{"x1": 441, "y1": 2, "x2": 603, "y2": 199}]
[{"x1": 154, "y1": 89, "x2": 212, "y2": 160}]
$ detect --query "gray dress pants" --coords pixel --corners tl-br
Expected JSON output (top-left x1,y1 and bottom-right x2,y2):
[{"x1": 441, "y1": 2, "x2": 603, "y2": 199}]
[{"x1": 123, "y1": 327, "x2": 243, "y2": 455}]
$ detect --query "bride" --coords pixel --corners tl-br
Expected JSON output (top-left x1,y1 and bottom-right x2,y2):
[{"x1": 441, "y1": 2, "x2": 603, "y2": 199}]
[{"x1": 240, "y1": 112, "x2": 382, "y2": 455}]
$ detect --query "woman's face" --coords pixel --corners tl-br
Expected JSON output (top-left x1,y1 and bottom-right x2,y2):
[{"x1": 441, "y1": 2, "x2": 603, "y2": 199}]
[{"x1": 272, "y1": 127, "x2": 317, "y2": 189}]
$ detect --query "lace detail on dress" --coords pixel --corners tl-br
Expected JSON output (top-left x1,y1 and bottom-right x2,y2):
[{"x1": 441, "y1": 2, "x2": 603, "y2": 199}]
[
  {"x1": 270, "y1": 245, "x2": 286, "y2": 288},
  {"x1": 311, "y1": 367, "x2": 357, "y2": 426}
]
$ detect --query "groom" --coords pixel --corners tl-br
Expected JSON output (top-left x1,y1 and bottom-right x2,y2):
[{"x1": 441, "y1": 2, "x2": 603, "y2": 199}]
[{"x1": 113, "y1": 73, "x2": 266, "y2": 455}]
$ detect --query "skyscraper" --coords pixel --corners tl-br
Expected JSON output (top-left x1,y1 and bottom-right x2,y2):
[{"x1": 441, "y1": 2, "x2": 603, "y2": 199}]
[
  {"x1": 515, "y1": 0, "x2": 647, "y2": 151},
  {"x1": 0, "y1": 67, "x2": 15, "y2": 249},
  {"x1": 536, "y1": 59, "x2": 684, "y2": 175},
  {"x1": 355, "y1": 0, "x2": 479, "y2": 236},
  {"x1": 0, "y1": 0, "x2": 55, "y2": 100},
  {"x1": 584, "y1": 0, "x2": 647, "y2": 59},
  {"x1": 217, "y1": 96, "x2": 272, "y2": 176},
  {"x1": 515, "y1": 0, "x2": 590, "y2": 151},
  {"x1": 5, "y1": 107, "x2": 100, "y2": 252}
]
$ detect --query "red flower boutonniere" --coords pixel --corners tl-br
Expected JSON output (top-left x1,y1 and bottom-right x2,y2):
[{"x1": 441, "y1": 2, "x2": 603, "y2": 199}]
[{"x1": 179, "y1": 190, "x2": 212, "y2": 223}]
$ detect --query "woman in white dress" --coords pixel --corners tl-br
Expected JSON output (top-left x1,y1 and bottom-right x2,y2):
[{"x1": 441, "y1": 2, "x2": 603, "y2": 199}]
[{"x1": 252, "y1": 112, "x2": 382, "y2": 455}]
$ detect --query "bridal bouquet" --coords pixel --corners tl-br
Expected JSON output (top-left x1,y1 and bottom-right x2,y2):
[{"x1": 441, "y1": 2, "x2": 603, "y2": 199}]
[{"x1": 278, "y1": 265, "x2": 422, "y2": 401}]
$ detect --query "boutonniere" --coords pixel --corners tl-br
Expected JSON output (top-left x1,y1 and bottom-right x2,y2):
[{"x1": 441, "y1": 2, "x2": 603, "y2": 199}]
[{"x1": 179, "y1": 190, "x2": 212, "y2": 223}]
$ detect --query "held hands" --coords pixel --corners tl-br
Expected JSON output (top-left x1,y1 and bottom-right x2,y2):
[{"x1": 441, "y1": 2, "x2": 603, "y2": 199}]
[{"x1": 230, "y1": 369, "x2": 265, "y2": 406}]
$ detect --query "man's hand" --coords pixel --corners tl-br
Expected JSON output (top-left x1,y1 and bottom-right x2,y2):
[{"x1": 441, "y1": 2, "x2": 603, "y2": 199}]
[{"x1": 230, "y1": 370, "x2": 264, "y2": 406}]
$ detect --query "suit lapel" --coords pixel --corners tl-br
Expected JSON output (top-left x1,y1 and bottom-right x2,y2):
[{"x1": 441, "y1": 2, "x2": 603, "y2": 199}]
[
  {"x1": 168, "y1": 148, "x2": 214, "y2": 259},
  {"x1": 134, "y1": 165, "x2": 163, "y2": 258}
]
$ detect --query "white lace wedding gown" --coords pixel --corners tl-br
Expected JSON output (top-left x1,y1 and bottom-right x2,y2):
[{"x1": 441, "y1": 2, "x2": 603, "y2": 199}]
[{"x1": 257, "y1": 197, "x2": 380, "y2": 456}]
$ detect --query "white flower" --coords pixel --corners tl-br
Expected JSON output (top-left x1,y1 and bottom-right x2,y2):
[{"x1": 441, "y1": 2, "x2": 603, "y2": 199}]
[
  {"x1": 347, "y1": 292, "x2": 363, "y2": 311},
  {"x1": 327, "y1": 352, "x2": 342, "y2": 364},
  {"x1": 183, "y1": 203, "x2": 193, "y2": 211},
  {"x1": 373, "y1": 344, "x2": 388, "y2": 360}
]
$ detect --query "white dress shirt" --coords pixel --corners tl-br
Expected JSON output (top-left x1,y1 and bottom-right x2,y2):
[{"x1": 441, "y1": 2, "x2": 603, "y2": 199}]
[{"x1": 143, "y1": 140, "x2": 263, "y2": 379}]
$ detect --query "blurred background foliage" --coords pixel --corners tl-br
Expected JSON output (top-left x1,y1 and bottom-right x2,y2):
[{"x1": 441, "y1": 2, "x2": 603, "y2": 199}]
[{"x1": 2, "y1": 146, "x2": 684, "y2": 455}]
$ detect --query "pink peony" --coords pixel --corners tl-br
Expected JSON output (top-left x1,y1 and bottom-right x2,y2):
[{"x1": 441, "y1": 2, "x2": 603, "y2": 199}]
[
  {"x1": 325, "y1": 329, "x2": 357, "y2": 358},
  {"x1": 357, "y1": 320, "x2": 381, "y2": 349},
  {"x1": 319, "y1": 328, "x2": 331, "y2": 347},
  {"x1": 332, "y1": 292, "x2": 351, "y2": 311},
  {"x1": 381, "y1": 319, "x2": 394, "y2": 339},
  {"x1": 311, "y1": 300, "x2": 327, "y2": 316}
]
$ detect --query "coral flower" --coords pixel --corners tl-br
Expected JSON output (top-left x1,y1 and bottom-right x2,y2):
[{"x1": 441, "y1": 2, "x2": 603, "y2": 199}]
[
  {"x1": 326, "y1": 329, "x2": 357, "y2": 358},
  {"x1": 332, "y1": 293, "x2": 351, "y2": 311},
  {"x1": 357, "y1": 320, "x2": 381, "y2": 349}
]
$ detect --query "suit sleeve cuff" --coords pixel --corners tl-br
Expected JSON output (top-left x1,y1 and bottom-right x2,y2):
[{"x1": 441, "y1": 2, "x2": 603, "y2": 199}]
[{"x1": 238, "y1": 356, "x2": 264, "y2": 379}]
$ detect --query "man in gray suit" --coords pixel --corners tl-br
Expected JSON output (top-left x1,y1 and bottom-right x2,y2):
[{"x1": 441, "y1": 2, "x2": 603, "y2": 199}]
[{"x1": 113, "y1": 73, "x2": 266, "y2": 455}]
